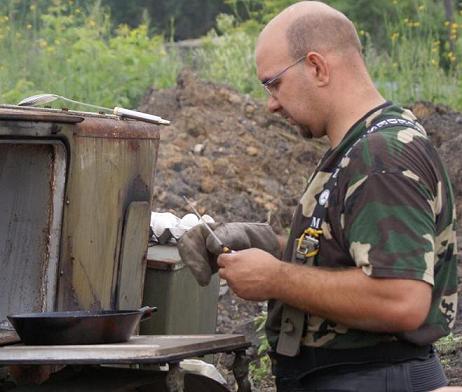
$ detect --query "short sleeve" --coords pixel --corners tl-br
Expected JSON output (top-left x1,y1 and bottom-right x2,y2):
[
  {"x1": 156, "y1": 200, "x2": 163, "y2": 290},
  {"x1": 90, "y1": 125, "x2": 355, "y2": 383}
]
[{"x1": 344, "y1": 170, "x2": 436, "y2": 285}]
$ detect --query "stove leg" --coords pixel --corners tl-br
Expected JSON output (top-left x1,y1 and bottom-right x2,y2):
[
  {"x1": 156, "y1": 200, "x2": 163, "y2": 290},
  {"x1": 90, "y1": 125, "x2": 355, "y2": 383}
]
[
  {"x1": 165, "y1": 362, "x2": 184, "y2": 392},
  {"x1": 232, "y1": 350, "x2": 251, "y2": 392}
]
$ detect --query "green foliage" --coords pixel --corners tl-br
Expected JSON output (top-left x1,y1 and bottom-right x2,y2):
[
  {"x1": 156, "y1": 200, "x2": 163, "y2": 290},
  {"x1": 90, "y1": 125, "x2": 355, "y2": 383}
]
[
  {"x1": 194, "y1": 0, "x2": 462, "y2": 110},
  {"x1": 435, "y1": 333, "x2": 462, "y2": 355},
  {"x1": 366, "y1": 0, "x2": 462, "y2": 108},
  {"x1": 2, "y1": 0, "x2": 462, "y2": 111},
  {"x1": 0, "y1": 0, "x2": 181, "y2": 108},
  {"x1": 249, "y1": 311, "x2": 272, "y2": 387},
  {"x1": 193, "y1": 14, "x2": 263, "y2": 97}
]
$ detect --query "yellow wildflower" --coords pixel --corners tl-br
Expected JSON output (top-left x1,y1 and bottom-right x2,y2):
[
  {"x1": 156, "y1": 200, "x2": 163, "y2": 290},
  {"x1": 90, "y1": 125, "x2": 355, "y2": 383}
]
[
  {"x1": 38, "y1": 39, "x2": 48, "y2": 49},
  {"x1": 447, "y1": 51, "x2": 456, "y2": 63}
]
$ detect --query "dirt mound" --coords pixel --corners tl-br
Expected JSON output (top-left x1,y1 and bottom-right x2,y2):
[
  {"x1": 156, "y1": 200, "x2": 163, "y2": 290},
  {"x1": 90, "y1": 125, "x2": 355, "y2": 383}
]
[
  {"x1": 140, "y1": 72, "x2": 462, "y2": 233},
  {"x1": 139, "y1": 69, "x2": 328, "y2": 234},
  {"x1": 139, "y1": 71, "x2": 462, "y2": 388}
]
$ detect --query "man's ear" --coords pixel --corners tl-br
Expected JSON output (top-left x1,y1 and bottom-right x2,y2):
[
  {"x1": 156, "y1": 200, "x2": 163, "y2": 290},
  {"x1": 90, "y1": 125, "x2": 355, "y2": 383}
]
[{"x1": 306, "y1": 52, "x2": 330, "y2": 86}]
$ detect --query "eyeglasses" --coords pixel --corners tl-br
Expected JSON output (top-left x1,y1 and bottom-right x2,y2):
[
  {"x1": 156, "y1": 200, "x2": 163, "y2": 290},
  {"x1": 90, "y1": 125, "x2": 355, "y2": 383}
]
[{"x1": 262, "y1": 55, "x2": 307, "y2": 97}]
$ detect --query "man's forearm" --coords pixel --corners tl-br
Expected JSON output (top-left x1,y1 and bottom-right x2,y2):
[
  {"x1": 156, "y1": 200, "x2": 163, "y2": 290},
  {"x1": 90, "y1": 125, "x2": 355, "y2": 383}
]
[{"x1": 272, "y1": 263, "x2": 432, "y2": 332}]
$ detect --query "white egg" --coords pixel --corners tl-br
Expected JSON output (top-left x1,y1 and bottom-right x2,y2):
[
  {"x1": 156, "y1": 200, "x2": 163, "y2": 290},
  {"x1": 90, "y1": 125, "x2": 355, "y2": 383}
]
[
  {"x1": 169, "y1": 226, "x2": 187, "y2": 239},
  {"x1": 180, "y1": 213, "x2": 200, "y2": 229},
  {"x1": 150, "y1": 212, "x2": 180, "y2": 237},
  {"x1": 200, "y1": 214, "x2": 215, "y2": 224}
]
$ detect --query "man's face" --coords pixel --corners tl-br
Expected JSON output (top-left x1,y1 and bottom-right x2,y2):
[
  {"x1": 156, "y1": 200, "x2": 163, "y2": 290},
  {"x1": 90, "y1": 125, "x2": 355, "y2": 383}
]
[{"x1": 256, "y1": 35, "x2": 323, "y2": 139}]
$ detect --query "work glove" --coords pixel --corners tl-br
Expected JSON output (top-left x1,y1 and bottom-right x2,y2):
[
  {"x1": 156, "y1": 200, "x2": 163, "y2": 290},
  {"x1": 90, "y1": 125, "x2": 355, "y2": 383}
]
[{"x1": 177, "y1": 222, "x2": 281, "y2": 286}]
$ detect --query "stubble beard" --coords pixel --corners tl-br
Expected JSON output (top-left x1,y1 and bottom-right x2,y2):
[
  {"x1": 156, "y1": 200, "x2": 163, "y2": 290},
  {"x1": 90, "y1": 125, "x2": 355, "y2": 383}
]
[
  {"x1": 282, "y1": 109, "x2": 313, "y2": 139},
  {"x1": 298, "y1": 125, "x2": 313, "y2": 139}
]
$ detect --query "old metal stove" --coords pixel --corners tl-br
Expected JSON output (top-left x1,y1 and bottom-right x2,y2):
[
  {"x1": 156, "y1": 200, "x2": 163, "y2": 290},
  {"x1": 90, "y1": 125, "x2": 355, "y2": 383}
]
[{"x1": 0, "y1": 105, "x2": 251, "y2": 391}]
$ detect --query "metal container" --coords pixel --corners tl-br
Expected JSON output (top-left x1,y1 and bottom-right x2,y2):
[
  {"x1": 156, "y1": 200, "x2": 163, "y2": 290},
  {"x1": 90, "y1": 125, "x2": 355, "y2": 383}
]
[
  {"x1": 0, "y1": 105, "x2": 159, "y2": 343},
  {"x1": 141, "y1": 245, "x2": 220, "y2": 335}
]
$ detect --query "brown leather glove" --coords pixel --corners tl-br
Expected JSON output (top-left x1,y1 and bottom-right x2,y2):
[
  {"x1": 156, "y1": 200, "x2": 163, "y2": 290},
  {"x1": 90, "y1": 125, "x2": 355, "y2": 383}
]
[{"x1": 177, "y1": 222, "x2": 281, "y2": 286}]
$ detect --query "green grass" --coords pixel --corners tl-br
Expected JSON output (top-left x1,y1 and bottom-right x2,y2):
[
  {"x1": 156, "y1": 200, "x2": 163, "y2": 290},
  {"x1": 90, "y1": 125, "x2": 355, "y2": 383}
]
[
  {"x1": 0, "y1": 1, "x2": 181, "y2": 108},
  {"x1": 1, "y1": 0, "x2": 462, "y2": 111}
]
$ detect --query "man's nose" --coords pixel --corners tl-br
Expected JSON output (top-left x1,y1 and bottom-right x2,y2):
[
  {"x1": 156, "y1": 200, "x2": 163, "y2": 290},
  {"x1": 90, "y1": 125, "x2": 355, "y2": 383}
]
[{"x1": 267, "y1": 95, "x2": 281, "y2": 113}]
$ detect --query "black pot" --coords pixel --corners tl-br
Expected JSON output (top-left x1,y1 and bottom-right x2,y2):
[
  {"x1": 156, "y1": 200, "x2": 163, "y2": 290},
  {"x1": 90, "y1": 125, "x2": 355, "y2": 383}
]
[{"x1": 7, "y1": 306, "x2": 156, "y2": 345}]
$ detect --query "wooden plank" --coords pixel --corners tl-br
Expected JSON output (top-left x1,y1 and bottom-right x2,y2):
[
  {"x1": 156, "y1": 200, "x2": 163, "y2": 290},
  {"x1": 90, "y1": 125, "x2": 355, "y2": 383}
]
[
  {"x1": 117, "y1": 201, "x2": 150, "y2": 310},
  {"x1": 0, "y1": 335, "x2": 250, "y2": 365}
]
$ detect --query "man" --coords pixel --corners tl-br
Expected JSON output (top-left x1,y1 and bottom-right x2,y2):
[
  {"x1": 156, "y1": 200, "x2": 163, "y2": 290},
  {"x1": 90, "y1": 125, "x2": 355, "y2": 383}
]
[{"x1": 178, "y1": 2, "x2": 458, "y2": 391}]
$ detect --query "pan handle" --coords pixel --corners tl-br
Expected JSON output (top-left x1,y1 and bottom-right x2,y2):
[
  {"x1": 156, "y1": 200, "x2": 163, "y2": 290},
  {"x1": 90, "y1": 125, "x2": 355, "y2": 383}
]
[{"x1": 138, "y1": 306, "x2": 157, "y2": 321}]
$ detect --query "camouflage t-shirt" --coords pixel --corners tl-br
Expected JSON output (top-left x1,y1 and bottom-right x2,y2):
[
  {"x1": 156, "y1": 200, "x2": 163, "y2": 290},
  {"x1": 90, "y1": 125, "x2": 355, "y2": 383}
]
[{"x1": 266, "y1": 102, "x2": 458, "y2": 350}]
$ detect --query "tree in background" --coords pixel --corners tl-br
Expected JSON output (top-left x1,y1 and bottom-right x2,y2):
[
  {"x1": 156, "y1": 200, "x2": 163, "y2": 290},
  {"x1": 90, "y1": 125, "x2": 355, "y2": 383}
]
[
  {"x1": 2, "y1": 0, "x2": 458, "y2": 49},
  {"x1": 102, "y1": 0, "x2": 232, "y2": 40}
]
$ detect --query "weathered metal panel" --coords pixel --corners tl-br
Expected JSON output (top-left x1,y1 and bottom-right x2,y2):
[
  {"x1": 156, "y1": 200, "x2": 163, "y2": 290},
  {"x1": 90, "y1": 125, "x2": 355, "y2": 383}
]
[
  {"x1": 0, "y1": 141, "x2": 66, "y2": 328},
  {"x1": 57, "y1": 118, "x2": 160, "y2": 311},
  {"x1": 0, "y1": 106, "x2": 160, "y2": 318},
  {"x1": 117, "y1": 201, "x2": 150, "y2": 310}
]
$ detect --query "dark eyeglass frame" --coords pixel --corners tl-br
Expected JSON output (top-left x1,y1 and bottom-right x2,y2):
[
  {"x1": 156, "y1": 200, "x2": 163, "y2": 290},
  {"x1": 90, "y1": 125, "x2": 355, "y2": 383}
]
[{"x1": 262, "y1": 55, "x2": 307, "y2": 97}]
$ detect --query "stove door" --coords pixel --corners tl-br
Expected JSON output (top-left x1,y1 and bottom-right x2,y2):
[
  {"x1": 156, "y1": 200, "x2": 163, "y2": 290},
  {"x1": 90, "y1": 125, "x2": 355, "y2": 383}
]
[{"x1": 0, "y1": 140, "x2": 67, "y2": 335}]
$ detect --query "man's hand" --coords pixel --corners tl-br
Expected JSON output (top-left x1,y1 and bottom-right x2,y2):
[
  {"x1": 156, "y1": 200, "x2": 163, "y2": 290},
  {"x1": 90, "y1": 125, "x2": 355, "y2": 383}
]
[
  {"x1": 217, "y1": 248, "x2": 282, "y2": 301},
  {"x1": 177, "y1": 222, "x2": 281, "y2": 286}
]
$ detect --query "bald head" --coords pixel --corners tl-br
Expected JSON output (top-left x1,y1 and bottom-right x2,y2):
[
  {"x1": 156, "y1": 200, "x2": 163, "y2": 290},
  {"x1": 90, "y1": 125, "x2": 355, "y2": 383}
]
[
  {"x1": 256, "y1": 2, "x2": 384, "y2": 146},
  {"x1": 259, "y1": 1, "x2": 361, "y2": 60}
]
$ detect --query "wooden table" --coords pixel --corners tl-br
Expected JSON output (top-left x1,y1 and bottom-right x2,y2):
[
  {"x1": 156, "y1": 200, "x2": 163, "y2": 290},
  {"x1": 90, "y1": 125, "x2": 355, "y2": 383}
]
[{"x1": 0, "y1": 335, "x2": 251, "y2": 391}]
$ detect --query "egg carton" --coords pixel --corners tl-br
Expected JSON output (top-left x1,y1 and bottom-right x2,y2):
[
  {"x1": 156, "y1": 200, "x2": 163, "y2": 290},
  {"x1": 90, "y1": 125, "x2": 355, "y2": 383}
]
[{"x1": 149, "y1": 212, "x2": 215, "y2": 245}]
